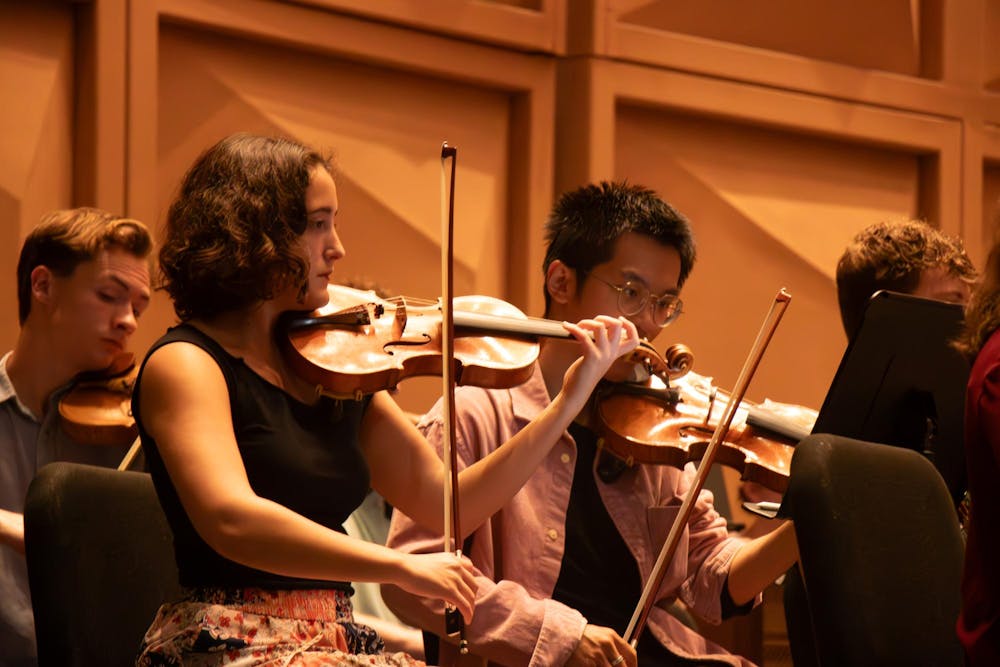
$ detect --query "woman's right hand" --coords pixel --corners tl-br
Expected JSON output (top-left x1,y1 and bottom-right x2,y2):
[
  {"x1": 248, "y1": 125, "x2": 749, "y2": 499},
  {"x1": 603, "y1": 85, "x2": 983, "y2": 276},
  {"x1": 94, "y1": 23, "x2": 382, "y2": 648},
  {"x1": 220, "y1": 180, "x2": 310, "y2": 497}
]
[{"x1": 394, "y1": 551, "x2": 478, "y2": 623}]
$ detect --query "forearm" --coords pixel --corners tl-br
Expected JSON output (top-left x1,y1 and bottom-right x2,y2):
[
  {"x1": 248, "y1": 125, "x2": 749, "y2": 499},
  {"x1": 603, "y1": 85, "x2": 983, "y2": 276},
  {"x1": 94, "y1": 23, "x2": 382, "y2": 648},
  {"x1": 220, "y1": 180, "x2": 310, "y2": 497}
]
[
  {"x1": 202, "y1": 494, "x2": 407, "y2": 587},
  {"x1": 0, "y1": 508, "x2": 25, "y2": 554},
  {"x1": 726, "y1": 520, "x2": 797, "y2": 605}
]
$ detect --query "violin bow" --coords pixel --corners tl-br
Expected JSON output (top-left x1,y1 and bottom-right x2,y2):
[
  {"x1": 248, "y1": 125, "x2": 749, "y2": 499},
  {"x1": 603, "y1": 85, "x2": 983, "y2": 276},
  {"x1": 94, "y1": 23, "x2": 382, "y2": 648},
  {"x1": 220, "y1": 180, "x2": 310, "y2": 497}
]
[
  {"x1": 623, "y1": 288, "x2": 792, "y2": 648},
  {"x1": 440, "y1": 142, "x2": 470, "y2": 654},
  {"x1": 117, "y1": 437, "x2": 142, "y2": 471}
]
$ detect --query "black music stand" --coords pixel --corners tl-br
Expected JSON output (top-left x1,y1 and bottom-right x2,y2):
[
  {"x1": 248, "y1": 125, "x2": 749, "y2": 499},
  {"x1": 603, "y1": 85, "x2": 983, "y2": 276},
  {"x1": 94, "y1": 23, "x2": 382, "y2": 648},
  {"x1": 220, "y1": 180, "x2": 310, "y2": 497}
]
[{"x1": 810, "y1": 290, "x2": 969, "y2": 504}]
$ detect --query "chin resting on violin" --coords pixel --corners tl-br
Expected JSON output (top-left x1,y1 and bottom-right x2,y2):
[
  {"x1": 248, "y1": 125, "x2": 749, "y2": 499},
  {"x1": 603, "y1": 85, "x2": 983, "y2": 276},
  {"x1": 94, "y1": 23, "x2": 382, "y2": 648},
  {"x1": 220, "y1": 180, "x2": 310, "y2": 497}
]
[
  {"x1": 131, "y1": 133, "x2": 638, "y2": 666},
  {"x1": 0, "y1": 208, "x2": 153, "y2": 664},
  {"x1": 385, "y1": 181, "x2": 799, "y2": 667}
]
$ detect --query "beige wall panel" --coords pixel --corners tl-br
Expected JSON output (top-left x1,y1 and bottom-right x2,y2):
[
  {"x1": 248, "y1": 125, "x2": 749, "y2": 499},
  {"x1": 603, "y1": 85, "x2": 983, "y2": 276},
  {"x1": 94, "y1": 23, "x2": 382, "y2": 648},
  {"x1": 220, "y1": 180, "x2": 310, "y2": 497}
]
[
  {"x1": 613, "y1": 0, "x2": 927, "y2": 76},
  {"x1": 73, "y1": 0, "x2": 128, "y2": 212},
  {"x1": 287, "y1": 0, "x2": 564, "y2": 53},
  {"x1": 617, "y1": 106, "x2": 923, "y2": 411},
  {"x1": 985, "y1": 99, "x2": 1000, "y2": 126},
  {"x1": 986, "y1": 162, "x2": 1000, "y2": 211},
  {"x1": 157, "y1": 24, "x2": 511, "y2": 299},
  {"x1": 557, "y1": 59, "x2": 962, "y2": 229},
  {"x1": 985, "y1": 161, "x2": 1000, "y2": 244},
  {"x1": 987, "y1": 0, "x2": 1000, "y2": 91},
  {"x1": 556, "y1": 59, "x2": 962, "y2": 413},
  {"x1": 581, "y1": 0, "x2": 981, "y2": 118},
  {"x1": 0, "y1": 2, "x2": 75, "y2": 351},
  {"x1": 971, "y1": 126, "x2": 1000, "y2": 263},
  {"x1": 141, "y1": 9, "x2": 553, "y2": 412}
]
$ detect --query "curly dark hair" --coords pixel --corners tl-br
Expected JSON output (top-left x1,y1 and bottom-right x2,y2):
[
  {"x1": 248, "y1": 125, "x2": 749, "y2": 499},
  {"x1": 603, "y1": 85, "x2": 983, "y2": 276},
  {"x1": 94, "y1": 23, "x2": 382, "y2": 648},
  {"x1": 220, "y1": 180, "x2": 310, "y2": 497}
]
[
  {"x1": 160, "y1": 133, "x2": 331, "y2": 321},
  {"x1": 957, "y1": 207, "x2": 1000, "y2": 360},
  {"x1": 836, "y1": 219, "x2": 977, "y2": 337},
  {"x1": 542, "y1": 181, "x2": 697, "y2": 314},
  {"x1": 956, "y1": 247, "x2": 1000, "y2": 360},
  {"x1": 17, "y1": 207, "x2": 152, "y2": 324}
]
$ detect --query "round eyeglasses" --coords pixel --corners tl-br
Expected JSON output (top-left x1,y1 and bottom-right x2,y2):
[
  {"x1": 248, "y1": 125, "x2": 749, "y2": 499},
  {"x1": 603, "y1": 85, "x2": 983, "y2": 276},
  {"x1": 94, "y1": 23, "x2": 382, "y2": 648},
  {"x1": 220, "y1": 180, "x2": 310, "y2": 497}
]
[{"x1": 589, "y1": 275, "x2": 684, "y2": 327}]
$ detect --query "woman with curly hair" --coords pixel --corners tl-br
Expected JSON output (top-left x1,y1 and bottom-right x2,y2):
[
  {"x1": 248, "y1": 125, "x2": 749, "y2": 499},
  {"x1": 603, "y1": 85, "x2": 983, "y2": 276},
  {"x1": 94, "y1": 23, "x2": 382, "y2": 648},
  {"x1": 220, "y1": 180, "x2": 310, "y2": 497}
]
[{"x1": 133, "y1": 133, "x2": 638, "y2": 666}]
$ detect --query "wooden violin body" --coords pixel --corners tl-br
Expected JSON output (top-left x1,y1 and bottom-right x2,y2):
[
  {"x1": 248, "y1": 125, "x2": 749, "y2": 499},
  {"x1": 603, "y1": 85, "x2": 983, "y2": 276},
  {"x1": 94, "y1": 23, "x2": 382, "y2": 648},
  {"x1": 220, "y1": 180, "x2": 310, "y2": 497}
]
[
  {"x1": 281, "y1": 284, "x2": 680, "y2": 400},
  {"x1": 58, "y1": 355, "x2": 138, "y2": 447},
  {"x1": 282, "y1": 285, "x2": 540, "y2": 399},
  {"x1": 594, "y1": 370, "x2": 809, "y2": 493}
]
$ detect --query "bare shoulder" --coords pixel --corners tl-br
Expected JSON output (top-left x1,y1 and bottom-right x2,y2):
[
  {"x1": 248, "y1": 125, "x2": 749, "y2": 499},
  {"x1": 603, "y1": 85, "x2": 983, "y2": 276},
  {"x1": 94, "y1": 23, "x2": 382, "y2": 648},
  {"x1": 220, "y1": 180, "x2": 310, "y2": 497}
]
[{"x1": 141, "y1": 341, "x2": 228, "y2": 404}]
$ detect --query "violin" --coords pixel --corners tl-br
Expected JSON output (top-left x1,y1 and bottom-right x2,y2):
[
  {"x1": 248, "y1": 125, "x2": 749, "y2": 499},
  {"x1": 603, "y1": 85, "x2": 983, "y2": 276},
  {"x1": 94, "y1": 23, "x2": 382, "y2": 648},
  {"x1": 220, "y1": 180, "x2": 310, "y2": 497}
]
[
  {"x1": 279, "y1": 284, "x2": 684, "y2": 400},
  {"x1": 594, "y1": 375, "x2": 795, "y2": 492},
  {"x1": 592, "y1": 350, "x2": 815, "y2": 494},
  {"x1": 57, "y1": 353, "x2": 138, "y2": 448}
]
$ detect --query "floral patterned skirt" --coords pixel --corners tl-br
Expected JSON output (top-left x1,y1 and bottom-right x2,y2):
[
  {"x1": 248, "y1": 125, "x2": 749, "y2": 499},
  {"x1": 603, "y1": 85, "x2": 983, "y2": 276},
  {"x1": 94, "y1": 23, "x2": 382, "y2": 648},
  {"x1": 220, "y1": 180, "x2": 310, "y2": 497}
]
[{"x1": 137, "y1": 587, "x2": 425, "y2": 666}]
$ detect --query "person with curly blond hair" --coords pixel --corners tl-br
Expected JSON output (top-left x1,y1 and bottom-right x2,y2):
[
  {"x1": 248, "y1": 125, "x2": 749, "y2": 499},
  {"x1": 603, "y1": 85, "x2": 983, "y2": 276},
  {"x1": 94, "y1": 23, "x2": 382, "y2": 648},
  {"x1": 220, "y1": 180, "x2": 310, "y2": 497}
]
[{"x1": 835, "y1": 219, "x2": 976, "y2": 338}]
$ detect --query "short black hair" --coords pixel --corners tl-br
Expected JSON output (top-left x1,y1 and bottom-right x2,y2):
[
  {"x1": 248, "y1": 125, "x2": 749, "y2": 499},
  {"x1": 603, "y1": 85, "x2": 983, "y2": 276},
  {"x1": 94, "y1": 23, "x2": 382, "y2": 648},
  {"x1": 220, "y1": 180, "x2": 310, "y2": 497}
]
[{"x1": 542, "y1": 181, "x2": 696, "y2": 313}]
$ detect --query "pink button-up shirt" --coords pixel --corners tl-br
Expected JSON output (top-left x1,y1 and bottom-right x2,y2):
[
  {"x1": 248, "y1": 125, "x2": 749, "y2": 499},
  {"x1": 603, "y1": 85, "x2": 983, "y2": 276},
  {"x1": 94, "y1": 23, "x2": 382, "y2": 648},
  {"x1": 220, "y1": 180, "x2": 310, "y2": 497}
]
[{"x1": 384, "y1": 364, "x2": 758, "y2": 666}]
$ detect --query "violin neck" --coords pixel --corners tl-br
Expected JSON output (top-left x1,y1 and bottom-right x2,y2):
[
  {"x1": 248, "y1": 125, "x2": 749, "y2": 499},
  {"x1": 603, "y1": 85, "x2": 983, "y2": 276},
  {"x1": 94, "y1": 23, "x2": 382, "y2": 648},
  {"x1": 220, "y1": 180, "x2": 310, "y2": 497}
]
[
  {"x1": 453, "y1": 311, "x2": 571, "y2": 341},
  {"x1": 745, "y1": 405, "x2": 812, "y2": 442}
]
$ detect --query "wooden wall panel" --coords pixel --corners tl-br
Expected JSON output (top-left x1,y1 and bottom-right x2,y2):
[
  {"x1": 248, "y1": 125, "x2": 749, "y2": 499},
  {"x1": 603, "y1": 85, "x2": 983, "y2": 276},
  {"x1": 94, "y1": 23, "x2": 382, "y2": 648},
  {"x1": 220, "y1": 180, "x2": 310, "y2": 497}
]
[
  {"x1": 612, "y1": 0, "x2": 931, "y2": 77},
  {"x1": 968, "y1": 126, "x2": 1000, "y2": 262},
  {"x1": 156, "y1": 23, "x2": 512, "y2": 303},
  {"x1": 73, "y1": 0, "x2": 128, "y2": 212},
  {"x1": 617, "y1": 106, "x2": 922, "y2": 410},
  {"x1": 986, "y1": 163, "x2": 1000, "y2": 218},
  {"x1": 985, "y1": 154, "x2": 1000, "y2": 253},
  {"x1": 1, "y1": 0, "x2": 998, "y2": 660},
  {"x1": 986, "y1": 0, "x2": 1000, "y2": 92},
  {"x1": 286, "y1": 0, "x2": 564, "y2": 53},
  {"x1": 565, "y1": 0, "x2": 990, "y2": 123},
  {"x1": 123, "y1": 0, "x2": 555, "y2": 412},
  {"x1": 0, "y1": 0, "x2": 996, "y2": 434},
  {"x1": 555, "y1": 57, "x2": 962, "y2": 410},
  {"x1": 0, "y1": 2, "x2": 76, "y2": 351}
]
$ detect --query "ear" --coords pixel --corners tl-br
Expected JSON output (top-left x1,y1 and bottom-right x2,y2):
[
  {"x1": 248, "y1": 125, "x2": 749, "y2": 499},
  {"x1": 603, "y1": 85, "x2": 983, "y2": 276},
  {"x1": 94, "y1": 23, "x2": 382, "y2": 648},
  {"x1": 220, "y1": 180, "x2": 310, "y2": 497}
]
[
  {"x1": 545, "y1": 259, "x2": 578, "y2": 307},
  {"x1": 30, "y1": 265, "x2": 55, "y2": 307}
]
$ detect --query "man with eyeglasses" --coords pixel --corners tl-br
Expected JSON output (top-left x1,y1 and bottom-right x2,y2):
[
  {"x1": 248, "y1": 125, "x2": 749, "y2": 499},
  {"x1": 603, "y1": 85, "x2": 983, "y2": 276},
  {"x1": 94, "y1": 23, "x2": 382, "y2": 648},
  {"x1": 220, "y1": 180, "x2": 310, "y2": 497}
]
[{"x1": 384, "y1": 181, "x2": 797, "y2": 667}]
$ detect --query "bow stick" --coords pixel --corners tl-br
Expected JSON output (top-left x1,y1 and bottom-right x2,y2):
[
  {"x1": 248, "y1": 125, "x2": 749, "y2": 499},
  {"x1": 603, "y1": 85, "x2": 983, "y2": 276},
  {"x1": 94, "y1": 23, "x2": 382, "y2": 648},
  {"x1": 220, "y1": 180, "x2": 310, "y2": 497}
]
[{"x1": 440, "y1": 142, "x2": 469, "y2": 654}]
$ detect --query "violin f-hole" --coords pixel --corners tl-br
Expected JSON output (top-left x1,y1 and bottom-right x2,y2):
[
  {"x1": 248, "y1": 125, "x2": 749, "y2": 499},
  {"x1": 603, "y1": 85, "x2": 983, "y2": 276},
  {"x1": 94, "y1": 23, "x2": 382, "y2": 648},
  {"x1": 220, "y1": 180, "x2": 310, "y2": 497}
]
[{"x1": 383, "y1": 333, "x2": 433, "y2": 354}]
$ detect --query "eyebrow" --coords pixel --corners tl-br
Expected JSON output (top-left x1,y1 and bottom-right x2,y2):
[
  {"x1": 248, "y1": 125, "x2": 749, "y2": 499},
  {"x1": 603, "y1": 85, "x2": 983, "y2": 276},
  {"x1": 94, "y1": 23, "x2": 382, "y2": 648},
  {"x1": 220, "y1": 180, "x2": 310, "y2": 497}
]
[
  {"x1": 308, "y1": 206, "x2": 337, "y2": 216},
  {"x1": 620, "y1": 270, "x2": 680, "y2": 295},
  {"x1": 107, "y1": 275, "x2": 151, "y2": 302}
]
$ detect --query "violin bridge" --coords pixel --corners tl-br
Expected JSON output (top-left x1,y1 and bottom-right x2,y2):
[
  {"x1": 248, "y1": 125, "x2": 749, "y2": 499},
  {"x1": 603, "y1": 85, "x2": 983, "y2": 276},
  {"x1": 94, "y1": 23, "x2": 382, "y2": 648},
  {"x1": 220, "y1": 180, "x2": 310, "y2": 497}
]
[
  {"x1": 391, "y1": 299, "x2": 407, "y2": 340},
  {"x1": 704, "y1": 388, "x2": 717, "y2": 426}
]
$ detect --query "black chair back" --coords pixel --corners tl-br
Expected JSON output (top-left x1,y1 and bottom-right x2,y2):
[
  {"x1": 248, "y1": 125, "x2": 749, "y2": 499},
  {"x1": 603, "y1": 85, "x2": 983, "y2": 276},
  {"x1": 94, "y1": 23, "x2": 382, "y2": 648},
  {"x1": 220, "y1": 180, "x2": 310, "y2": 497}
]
[
  {"x1": 779, "y1": 434, "x2": 964, "y2": 667},
  {"x1": 24, "y1": 462, "x2": 180, "y2": 667}
]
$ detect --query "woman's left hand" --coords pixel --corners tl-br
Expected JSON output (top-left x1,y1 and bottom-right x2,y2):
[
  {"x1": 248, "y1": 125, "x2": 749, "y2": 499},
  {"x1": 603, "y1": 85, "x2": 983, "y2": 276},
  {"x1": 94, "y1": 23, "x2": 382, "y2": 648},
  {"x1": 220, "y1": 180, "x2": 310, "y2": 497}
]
[{"x1": 559, "y1": 315, "x2": 640, "y2": 410}]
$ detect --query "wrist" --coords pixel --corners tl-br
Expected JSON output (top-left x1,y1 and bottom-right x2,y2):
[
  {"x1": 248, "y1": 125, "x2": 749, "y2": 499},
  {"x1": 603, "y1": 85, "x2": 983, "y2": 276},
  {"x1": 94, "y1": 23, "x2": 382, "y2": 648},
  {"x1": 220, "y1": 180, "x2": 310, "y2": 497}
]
[
  {"x1": 550, "y1": 384, "x2": 588, "y2": 423},
  {"x1": 381, "y1": 548, "x2": 410, "y2": 586}
]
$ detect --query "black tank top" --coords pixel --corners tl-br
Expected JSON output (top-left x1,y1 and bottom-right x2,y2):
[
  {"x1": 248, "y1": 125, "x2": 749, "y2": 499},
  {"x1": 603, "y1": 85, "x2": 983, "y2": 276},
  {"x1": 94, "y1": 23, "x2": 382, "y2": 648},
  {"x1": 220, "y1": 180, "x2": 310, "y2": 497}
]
[{"x1": 134, "y1": 324, "x2": 371, "y2": 589}]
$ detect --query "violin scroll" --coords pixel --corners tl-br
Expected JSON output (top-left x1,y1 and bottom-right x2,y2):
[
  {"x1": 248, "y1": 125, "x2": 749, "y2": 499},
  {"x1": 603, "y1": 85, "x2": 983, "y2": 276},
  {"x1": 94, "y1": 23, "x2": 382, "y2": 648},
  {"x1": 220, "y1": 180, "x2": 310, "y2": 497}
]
[{"x1": 663, "y1": 343, "x2": 694, "y2": 379}]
